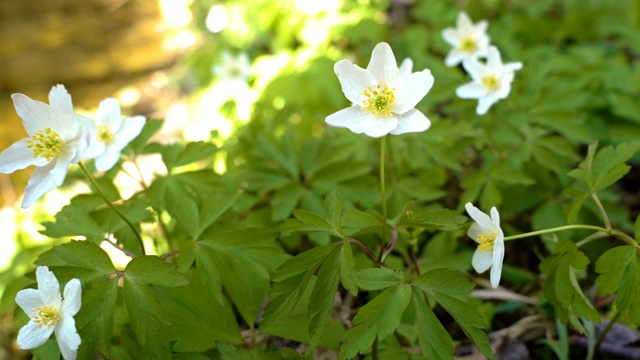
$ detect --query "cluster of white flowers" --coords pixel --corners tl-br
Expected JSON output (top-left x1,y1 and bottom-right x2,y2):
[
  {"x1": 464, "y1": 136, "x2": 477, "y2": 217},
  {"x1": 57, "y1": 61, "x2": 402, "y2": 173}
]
[
  {"x1": 442, "y1": 12, "x2": 523, "y2": 115},
  {"x1": 0, "y1": 85, "x2": 146, "y2": 208}
]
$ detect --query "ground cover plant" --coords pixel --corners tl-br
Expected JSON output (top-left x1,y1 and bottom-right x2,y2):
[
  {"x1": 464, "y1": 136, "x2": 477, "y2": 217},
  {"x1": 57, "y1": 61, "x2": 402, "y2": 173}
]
[{"x1": 4, "y1": 0, "x2": 640, "y2": 359}]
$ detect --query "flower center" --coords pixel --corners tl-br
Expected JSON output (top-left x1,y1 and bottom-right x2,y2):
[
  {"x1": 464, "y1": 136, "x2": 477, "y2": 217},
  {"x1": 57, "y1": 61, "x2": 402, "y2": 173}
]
[
  {"x1": 362, "y1": 81, "x2": 396, "y2": 117},
  {"x1": 481, "y1": 74, "x2": 500, "y2": 92},
  {"x1": 477, "y1": 232, "x2": 497, "y2": 252},
  {"x1": 27, "y1": 128, "x2": 64, "y2": 161},
  {"x1": 460, "y1": 37, "x2": 477, "y2": 53},
  {"x1": 97, "y1": 124, "x2": 114, "y2": 144},
  {"x1": 32, "y1": 305, "x2": 60, "y2": 328}
]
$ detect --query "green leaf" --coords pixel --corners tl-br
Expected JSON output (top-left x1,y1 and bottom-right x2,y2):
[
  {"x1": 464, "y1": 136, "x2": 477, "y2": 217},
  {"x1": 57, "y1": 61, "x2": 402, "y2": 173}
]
[
  {"x1": 123, "y1": 278, "x2": 171, "y2": 358},
  {"x1": 40, "y1": 195, "x2": 104, "y2": 238},
  {"x1": 412, "y1": 268, "x2": 494, "y2": 360},
  {"x1": 339, "y1": 285, "x2": 411, "y2": 359},
  {"x1": 308, "y1": 245, "x2": 341, "y2": 350},
  {"x1": 289, "y1": 209, "x2": 336, "y2": 235},
  {"x1": 595, "y1": 245, "x2": 640, "y2": 324},
  {"x1": 342, "y1": 208, "x2": 382, "y2": 236},
  {"x1": 76, "y1": 279, "x2": 118, "y2": 358},
  {"x1": 53, "y1": 240, "x2": 116, "y2": 274},
  {"x1": 398, "y1": 209, "x2": 467, "y2": 231},
  {"x1": 325, "y1": 190, "x2": 344, "y2": 235},
  {"x1": 155, "y1": 274, "x2": 242, "y2": 352},
  {"x1": 635, "y1": 215, "x2": 640, "y2": 242},
  {"x1": 31, "y1": 339, "x2": 61, "y2": 360},
  {"x1": 124, "y1": 256, "x2": 189, "y2": 287},
  {"x1": 217, "y1": 341, "x2": 252, "y2": 360},
  {"x1": 197, "y1": 191, "x2": 241, "y2": 236},
  {"x1": 351, "y1": 268, "x2": 406, "y2": 291},
  {"x1": 411, "y1": 288, "x2": 454, "y2": 359},
  {"x1": 339, "y1": 242, "x2": 358, "y2": 296},
  {"x1": 131, "y1": 119, "x2": 163, "y2": 155}
]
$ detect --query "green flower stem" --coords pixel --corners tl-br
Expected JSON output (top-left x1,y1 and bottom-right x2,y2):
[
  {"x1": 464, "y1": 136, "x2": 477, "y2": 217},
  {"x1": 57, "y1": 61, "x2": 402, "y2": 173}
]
[
  {"x1": 78, "y1": 161, "x2": 146, "y2": 255},
  {"x1": 504, "y1": 224, "x2": 637, "y2": 247},
  {"x1": 595, "y1": 311, "x2": 620, "y2": 354},
  {"x1": 348, "y1": 238, "x2": 380, "y2": 266},
  {"x1": 591, "y1": 192, "x2": 612, "y2": 230},
  {"x1": 377, "y1": 136, "x2": 389, "y2": 263}
]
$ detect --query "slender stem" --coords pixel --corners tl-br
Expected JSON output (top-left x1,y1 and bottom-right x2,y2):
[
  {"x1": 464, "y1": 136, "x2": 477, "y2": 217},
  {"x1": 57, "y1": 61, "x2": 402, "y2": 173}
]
[
  {"x1": 595, "y1": 311, "x2": 620, "y2": 354},
  {"x1": 103, "y1": 236, "x2": 138, "y2": 258},
  {"x1": 349, "y1": 238, "x2": 382, "y2": 266},
  {"x1": 377, "y1": 136, "x2": 389, "y2": 263},
  {"x1": 503, "y1": 224, "x2": 608, "y2": 241},
  {"x1": 591, "y1": 192, "x2": 612, "y2": 230},
  {"x1": 78, "y1": 161, "x2": 146, "y2": 255},
  {"x1": 576, "y1": 231, "x2": 609, "y2": 248}
]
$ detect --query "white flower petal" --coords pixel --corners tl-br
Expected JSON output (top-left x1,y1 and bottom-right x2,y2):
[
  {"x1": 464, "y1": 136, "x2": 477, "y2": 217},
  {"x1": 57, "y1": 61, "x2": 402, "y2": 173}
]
[
  {"x1": 62, "y1": 279, "x2": 81, "y2": 317},
  {"x1": 326, "y1": 107, "x2": 396, "y2": 138},
  {"x1": 367, "y1": 42, "x2": 400, "y2": 85},
  {"x1": 334, "y1": 60, "x2": 377, "y2": 105},
  {"x1": 110, "y1": 115, "x2": 146, "y2": 151},
  {"x1": 490, "y1": 207, "x2": 500, "y2": 227},
  {"x1": 17, "y1": 320, "x2": 54, "y2": 349},
  {"x1": 465, "y1": 203, "x2": 494, "y2": 230},
  {"x1": 476, "y1": 96, "x2": 499, "y2": 115},
  {"x1": 36, "y1": 267, "x2": 62, "y2": 308},
  {"x1": 399, "y1": 58, "x2": 413, "y2": 77},
  {"x1": 504, "y1": 62, "x2": 523, "y2": 72},
  {"x1": 97, "y1": 98, "x2": 123, "y2": 129},
  {"x1": 441, "y1": 28, "x2": 461, "y2": 47},
  {"x1": 457, "y1": 11, "x2": 473, "y2": 30},
  {"x1": 486, "y1": 46, "x2": 503, "y2": 73},
  {"x1": 22, "y1": 163, "x2": 59, "y2": 208},
  {"x1": 95, "y1": 151, "x2": 121, "y2": 172},
  {"x1": 11, "y1": 94, "x2": 54, "y2": 136},
  {"x1": 56, "y1": 315, "x2": 80, "y2": 360},
  {"x1": 444, "y1": 50, "x2": 465, "y2": 67},
  {"x1": 489, "y1": 239, "x2": 505, "y2": 288},
  {"x1": 467, "y1": 223, "x2": 485, "y2": 243},
  {"x1": 83, "y1": 140, "x2": 106, "y2": 160},
  {"x1": 394, "y1": 69, "x2": 434, "y2": 114},
  {"x1": 461, "y1": 58, "x2": 486, "y2": 82},
  {"x1": 15, "y1": 289, "x2": 46, "y2": 318},
  {"x1": 389, "y1": 109, "x2": 430, "y2": 135},
  {"x1": 48, "y1": 85, "x2": 74, "y2": 118},
  {"x1": 456, "y1": 82, "x2": 488, "y2": 99},
  {"x1": 472, "y1": 249, "x2": 492, "y2": 274},
  {"x1": 0, "y1": 138, "x2": 49, "y2": 174}
]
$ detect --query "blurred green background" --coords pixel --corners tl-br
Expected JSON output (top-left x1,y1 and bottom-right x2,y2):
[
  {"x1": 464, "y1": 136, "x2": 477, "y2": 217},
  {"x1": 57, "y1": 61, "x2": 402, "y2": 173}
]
[{"x1": 1, "y1": 0, "x2": 640, "y2": 357}]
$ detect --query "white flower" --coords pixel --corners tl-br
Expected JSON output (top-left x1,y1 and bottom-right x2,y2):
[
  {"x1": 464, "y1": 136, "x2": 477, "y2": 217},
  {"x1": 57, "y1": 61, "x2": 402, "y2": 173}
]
[
  {"x1": 15, "y1": 266, "x2": 81, "y2": 360},
  {"x1": 456, "y1": 46, "x2": 523, "y2": 115},
  {"x1": 0, "y1": 85, "x2": 89, "y2": 208},
  {"x1": 83, "y1": 98, "x2": 146, "y2": 171},
  {"x1": 212, "y1": 51, "x2": 252, "y2": 83},
  {"x1": 465, "y1": 202, "x2": 505, "y2": 288},
  {"x1": 326, "y1": 42, "x2": 434, "y2": 138},
  {"x1": 441, "y1": 11, "x2": 491, "y2": 67}
]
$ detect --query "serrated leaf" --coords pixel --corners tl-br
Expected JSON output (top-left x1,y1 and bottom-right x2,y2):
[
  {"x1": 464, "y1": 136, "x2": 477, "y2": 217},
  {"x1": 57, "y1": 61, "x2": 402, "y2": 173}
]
[
  {"x1": 76, "y1": 279, "x2": 118, "y2": 358},
  {"x1": 342, "y1": 208, "x2": 382, "y2": 236},
  {"x1": 123, "y1": 278, "x2": 171, "y2": 358},
  {"x1": 308, "y1": 245, "x2": 341, "y2": 351},
  {"x1": 197, "y1": 191, "x2": 241, "y2": 236},
  {"x1": 399, "y1": 209, "x2": 467, "y2": 231},
  {"x1": 339, "y1": 242, "x2": 358, "y2": 296},
  {"x1": 53, "y1": 240, "x2": 116, "y2": 274},
  {"x1": 124, "y1": 256, "x2": 189, "y2": 287},
  {"x1": 339, "y1": 285, "x2": 411, "y2": 359},
  {"x1": 595, "y1": 245, "x2": 640, "y2": 324},
  {"x1": 291, "y1": 209, "x2": 336, "y2": 235},
  {"x1": 274, "y1": 244, "x2": 340, "y2": 281},
  {"x1": 351, "y1": 268, "x2": 406, "y2": 291},
  {"x1": 411, "y1": 288, "x2": 454, "y2": 359},
  {"x1": 325, "y1": 190, "x2": 343, "y2": 235},
  {"x1": 40, "y1": 195, "x2": 104, "y2": 238}
]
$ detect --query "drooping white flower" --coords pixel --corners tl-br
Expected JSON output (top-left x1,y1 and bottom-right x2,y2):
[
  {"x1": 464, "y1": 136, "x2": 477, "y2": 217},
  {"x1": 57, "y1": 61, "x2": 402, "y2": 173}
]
[
  {"x1": 0, "y1": 85, "x2": 89, "y2": 208},
  {"x1": 465, "y1": 202, "x2": 505, "y2": 288},
  {"x1": 441, "y1": 11, "x2": 491, "y2": 67},
  {"x1": 212, "y1": 51, "x2": 252, "y2": 84},
  {"x1": 83, "y1": 98, "x2": 146, "y2": 171},
  {"x1": 326, "y1": 42, "x2": 434, "y2": 138},
  {"x1": 456, "y1": 46, "x2": 523, "y2": 115},
  {"x1": 15, "y1": 266, "x2": 81, "y2": 360}
]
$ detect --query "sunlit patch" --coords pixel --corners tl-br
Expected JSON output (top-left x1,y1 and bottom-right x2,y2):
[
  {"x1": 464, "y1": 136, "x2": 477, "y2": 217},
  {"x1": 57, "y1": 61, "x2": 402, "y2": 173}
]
[
  {"x1": 27, "y1": 128, "x2": 64, "y2": 161},
  {"x1": 362, "y1": 81, "x2": 396, "y2": 117},
  {"x1": 33, "y1": 305, "x2": 60, "y2": 328},
  {"x1": 481, "y1": 74, "x2": 500, "y2": 92},
  {"x1": 295, "y1": 0, "x2": 340, "y2": 15},
  {"x1": 477, "y1": 232, "x2": 497, "y2": 252},
  {"x1": 206, "y1": 4, "x2": 228, "y2": 33}
]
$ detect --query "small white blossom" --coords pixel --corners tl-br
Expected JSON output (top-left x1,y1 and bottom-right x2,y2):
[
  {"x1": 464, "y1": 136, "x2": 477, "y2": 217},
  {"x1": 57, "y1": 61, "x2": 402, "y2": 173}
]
[
  {"x1": 15, "y1": 266, "x2": 81, "y2": 360},
  {"x1": 465, "y1": 202, "x2": 505, "y2": 288},
  {"x1": 456, "y1": 46, "x2": 523, "y2": 115},
  {"x1": 212, "y1": 51, "x2": 252, "y2": 84},
  {"x1": 326, "y1": 42, "x2": 434, "y2": 138},
  {"x1": 83, "y1": 98, "x2": 146, "y2": 171},
  {"x1": 0, "y1": 85, "x2": 89, "y2": 208},
  {"x1": 442, "y1": 11, "x2": 491, "y2": 67}
]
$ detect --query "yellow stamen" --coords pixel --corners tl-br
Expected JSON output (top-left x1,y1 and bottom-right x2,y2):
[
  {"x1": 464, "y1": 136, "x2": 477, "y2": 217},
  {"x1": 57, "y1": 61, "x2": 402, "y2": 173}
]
[
  {"x1": 481, "y1": 74, "x2": 500, "y2": 92},
  {"x1": 460, "y1": 37, "x2": 478, "y2": 53},
  {"x1": 362, "y1": 81, "x2": 396, "y2": 117},
  {"x1": 27, "y1": 128, "x2": 64, "y2": 161},
  {"x1": 97, "y1": 124, "x2": 114, "y2": 144},
  {"x1": 32, "y1": 305, "x2": 60, "y2": 328},
  {"x1": 477, "y1": 232, "x2": 497, "y2": 252}
]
